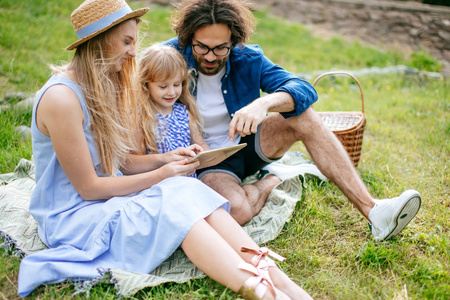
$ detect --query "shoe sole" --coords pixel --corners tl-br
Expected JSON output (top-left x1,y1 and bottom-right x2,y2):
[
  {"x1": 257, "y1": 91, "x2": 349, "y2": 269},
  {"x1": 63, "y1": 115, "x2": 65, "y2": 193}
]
[{"x1": 384, "y1": 191, "x2": 421, "y2": 240}]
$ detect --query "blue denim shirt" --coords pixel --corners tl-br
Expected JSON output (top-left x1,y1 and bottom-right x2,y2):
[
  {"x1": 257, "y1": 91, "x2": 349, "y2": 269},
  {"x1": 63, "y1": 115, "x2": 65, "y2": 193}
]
[{"x1": 163, "y1": 37, "x2": 318, "y2": 119}]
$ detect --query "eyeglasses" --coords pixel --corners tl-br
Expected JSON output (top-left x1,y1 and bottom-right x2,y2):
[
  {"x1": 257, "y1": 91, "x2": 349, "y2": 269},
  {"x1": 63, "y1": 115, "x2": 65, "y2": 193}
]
[{"x1": 192, "y1": 44, "x2": 231, "y2": 57}]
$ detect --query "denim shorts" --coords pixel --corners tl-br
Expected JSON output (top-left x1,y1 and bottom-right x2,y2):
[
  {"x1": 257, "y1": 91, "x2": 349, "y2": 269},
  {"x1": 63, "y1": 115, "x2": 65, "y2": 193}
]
[{"x1": 197, "y1": 126, "x2": 280, "y2": 183}]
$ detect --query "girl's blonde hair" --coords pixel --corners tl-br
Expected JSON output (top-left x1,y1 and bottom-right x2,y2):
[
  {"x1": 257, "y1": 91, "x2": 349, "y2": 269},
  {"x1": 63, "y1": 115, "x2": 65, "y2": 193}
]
[
  {"x1": 138, "y1": 44, "x2": 202, "y2": 153},
  {"x1": 52, "y1": 19, "x2": 142, "y2": 175}
]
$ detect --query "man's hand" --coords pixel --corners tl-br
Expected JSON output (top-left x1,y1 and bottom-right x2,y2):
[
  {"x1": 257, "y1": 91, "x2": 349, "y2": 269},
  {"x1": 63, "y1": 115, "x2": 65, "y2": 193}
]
[
  {"x1": 229, "y1": 101, "x2": 268, "y2": 141},
  {"x1": 228, "y1": 92, "x2": 295, "y2": 141}
]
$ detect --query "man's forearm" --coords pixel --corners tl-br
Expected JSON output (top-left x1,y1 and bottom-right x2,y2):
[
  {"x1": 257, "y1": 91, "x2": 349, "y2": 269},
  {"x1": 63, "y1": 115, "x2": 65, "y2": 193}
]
[{"x1": 260, "y1": 91, "x2": 295, "y2": 114}]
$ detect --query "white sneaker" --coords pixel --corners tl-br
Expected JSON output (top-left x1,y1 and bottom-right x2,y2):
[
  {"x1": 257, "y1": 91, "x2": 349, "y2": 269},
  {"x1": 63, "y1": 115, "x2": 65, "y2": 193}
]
[
  {"x1": 369, "y1": 189, "x2": 421, "y2": 242},
  {"x1": 261, "y1": 162, "x2": 328, "y2": 181}
]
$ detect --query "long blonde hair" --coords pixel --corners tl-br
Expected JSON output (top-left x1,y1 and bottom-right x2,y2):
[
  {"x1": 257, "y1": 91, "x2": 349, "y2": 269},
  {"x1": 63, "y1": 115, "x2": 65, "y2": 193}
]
[
  {"x1": 138, "y1": 44, "x2": 202, "y2": 153},
  {"x1": 52, "y1": 19, "x2": 141, "y2": 175}
]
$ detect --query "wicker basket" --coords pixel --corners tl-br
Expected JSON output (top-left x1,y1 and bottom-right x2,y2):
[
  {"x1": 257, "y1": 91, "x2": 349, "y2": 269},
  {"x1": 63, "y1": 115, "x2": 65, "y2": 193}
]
[{"x1": 312, "y1": 71, "x2": 366, "y2": 168}]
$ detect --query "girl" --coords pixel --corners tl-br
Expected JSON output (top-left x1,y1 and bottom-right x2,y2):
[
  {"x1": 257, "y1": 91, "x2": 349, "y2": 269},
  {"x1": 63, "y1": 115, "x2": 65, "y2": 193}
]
[
  {"x1": 17, "y1": 1, "x2": 312, "y2": 299},
  {"x1": 138, "y1": 44, "x2": 209, "y2": 178}
]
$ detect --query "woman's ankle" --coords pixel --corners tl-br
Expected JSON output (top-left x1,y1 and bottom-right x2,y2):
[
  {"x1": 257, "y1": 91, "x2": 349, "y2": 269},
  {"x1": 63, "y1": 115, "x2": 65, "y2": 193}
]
[{"x1": 269, "y1": 268, "x2": 313, "y2": 299}]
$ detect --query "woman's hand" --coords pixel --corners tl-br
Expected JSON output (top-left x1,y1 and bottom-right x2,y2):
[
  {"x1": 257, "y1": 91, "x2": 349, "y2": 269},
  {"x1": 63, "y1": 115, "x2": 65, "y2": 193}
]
[{"x1": 159, "y1": 159, "x2": 200, "y2": 178}]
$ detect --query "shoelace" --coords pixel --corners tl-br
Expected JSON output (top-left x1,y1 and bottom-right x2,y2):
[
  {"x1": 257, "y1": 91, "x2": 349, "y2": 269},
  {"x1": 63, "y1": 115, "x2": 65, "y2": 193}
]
[{"x1": 241, "y1": 246, "x2": 286, "y2": 267}]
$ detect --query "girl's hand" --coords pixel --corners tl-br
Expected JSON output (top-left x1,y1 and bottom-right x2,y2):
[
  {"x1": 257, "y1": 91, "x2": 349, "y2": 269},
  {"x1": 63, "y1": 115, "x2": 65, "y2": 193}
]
[
  {"x1": 160, "y1": 159, "x2": 200, "y2": 178},
  {"x1": 165, "y1": 145, "x2": 203, "y2": 162},
  {"x1": 163, "y1": 147, "x2": 196, "y2": 162},
  {"x1": 125, "y1": 146, "x2": 204, "y2": 175},
  {"x1": 187, "y1": 144, "x2": 204, "y2": 154}
]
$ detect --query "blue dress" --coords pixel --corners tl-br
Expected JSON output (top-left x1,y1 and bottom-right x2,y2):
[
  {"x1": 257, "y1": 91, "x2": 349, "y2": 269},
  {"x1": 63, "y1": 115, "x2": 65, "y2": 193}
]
[
  {"x1": 156, "y1": 102, "x2": 191, "y2": 153},
  {"x1": 155, "y1": 102, "x2": 196, "y2": 178},
  {"x1": 17, "y1": 76, "x2": 230, "y2": 297}
]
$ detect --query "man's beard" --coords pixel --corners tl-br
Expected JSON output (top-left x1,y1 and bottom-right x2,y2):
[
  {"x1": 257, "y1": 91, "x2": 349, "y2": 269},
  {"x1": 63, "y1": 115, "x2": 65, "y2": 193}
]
[{"x1": 195, "y1": 56, "x2": 228, "y2": 76}]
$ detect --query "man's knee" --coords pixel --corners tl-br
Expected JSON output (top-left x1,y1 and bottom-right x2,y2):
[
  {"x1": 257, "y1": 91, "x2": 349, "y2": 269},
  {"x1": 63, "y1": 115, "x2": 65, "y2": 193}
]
[
  {"x1": 259, "y1": 113, "x2": 302, "y2": 158},
  {"x1": 270, "y1": 108, "x2": 324, "y2": 143},
  {"x1": 201, "y1": 172, "x2": 254, "y2": 225},
  {"x1": 296, "y1": 107, "x2": 324, "y2": 132},
  {"x1": 229, "y1": 199, "x2": 254, "y2": 225}
]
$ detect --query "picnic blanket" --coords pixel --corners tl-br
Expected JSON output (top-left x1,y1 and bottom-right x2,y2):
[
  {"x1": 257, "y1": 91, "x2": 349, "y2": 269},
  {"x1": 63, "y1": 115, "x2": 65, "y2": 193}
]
[{"x1": 0, "y1": 152, "x2": 320, "y2": 297}]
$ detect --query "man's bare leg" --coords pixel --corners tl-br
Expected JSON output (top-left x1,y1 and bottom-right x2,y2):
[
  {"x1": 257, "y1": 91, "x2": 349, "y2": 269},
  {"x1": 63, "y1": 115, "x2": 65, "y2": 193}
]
[
  {"x1": 201, "y1": 172, "x2": 281, "y2": 225},
  {"x1": 202, "y1": 107, "x2": 373, "y2": 224},
  {"x1": 259, "y1": 108, "x2": 374, "y2": 219}
]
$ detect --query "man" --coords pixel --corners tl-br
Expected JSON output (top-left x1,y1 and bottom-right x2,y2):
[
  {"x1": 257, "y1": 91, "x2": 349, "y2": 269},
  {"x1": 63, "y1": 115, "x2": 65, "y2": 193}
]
[{"x1": 164, "y1": 0, "x2": 421, "y2": 241}]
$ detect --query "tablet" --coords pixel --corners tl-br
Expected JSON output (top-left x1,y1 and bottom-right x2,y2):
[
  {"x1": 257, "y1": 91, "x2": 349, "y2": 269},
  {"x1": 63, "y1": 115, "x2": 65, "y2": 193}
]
[{"x1": 188, "y1": 143, "x2": 247, "y2": 169}]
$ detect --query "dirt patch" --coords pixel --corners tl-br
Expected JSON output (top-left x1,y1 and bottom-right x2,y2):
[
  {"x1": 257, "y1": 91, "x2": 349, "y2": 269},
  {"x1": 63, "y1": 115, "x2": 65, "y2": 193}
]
[{"x1": 254, "y1": 0, "x2": 450, "y2": 75}]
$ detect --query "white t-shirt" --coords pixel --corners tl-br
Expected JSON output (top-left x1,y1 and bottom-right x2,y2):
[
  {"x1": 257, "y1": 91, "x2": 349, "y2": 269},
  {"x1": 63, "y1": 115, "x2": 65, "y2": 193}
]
[{"x1": 196, "y1": 68, "x2": 241, "y2": 149}]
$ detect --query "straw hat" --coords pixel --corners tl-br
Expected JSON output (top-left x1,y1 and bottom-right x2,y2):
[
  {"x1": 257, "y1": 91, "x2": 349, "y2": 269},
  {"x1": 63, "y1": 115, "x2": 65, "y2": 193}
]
[{"x1": 66, "y1": 0, "x2": 149, "y2": 50}]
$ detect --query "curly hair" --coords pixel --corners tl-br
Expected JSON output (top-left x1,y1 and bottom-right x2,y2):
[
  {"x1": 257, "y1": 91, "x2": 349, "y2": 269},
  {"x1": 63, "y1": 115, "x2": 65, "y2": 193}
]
[{"x1": 171, "y1": 0, "x2": 256, "y2": 48}]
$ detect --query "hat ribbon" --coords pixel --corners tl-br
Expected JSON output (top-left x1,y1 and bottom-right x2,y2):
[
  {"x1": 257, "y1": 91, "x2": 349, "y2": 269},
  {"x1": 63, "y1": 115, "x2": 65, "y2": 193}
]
[{"x1": 76, "y1": 6, "x2": 132, "y2": 39}]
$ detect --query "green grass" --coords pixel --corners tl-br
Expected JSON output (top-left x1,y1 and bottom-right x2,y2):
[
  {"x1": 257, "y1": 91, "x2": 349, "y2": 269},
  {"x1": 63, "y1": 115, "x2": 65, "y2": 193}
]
[
  {"x1": 1, "y1": 0, "x2": 449, "y2": 299},
  {"x1": 0, "y1": 108, "x2": 33, "y2": 174}
]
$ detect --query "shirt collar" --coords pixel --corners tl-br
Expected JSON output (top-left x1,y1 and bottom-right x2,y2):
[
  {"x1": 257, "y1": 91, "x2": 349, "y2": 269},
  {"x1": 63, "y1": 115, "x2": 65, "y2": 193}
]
[{"x1": 225, "y1": 54, "x2": 231, "y2": 77}]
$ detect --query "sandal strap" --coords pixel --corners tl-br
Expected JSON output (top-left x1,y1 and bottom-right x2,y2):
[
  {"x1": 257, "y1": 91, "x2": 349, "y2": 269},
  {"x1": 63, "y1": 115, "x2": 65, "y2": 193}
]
[
  {"x1": 241, "y1": 246, "x2": 286, "y2": 267},
  {"x1": 238, "y1": 261, "x2": 276, "y2": 299}
]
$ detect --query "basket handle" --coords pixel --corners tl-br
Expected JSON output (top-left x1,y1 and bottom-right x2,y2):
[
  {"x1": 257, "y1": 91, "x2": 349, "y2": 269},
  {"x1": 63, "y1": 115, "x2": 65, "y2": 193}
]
[{"x1": 312, "y1": 71, "x2": 364, "y2": 114}]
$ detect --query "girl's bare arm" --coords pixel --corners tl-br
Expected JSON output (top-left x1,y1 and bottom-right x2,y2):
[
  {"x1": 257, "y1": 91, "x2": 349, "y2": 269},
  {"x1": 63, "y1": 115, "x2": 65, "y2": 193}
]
[{"x1": 188, "y1": 111, "x2": 210, "y2": 151}]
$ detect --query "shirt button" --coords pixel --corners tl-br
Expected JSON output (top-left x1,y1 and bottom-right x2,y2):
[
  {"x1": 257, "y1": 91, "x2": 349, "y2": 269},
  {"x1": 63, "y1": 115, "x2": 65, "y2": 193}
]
[{"x1": 223, "y1": 90, "x2": 227, "y2": 94}]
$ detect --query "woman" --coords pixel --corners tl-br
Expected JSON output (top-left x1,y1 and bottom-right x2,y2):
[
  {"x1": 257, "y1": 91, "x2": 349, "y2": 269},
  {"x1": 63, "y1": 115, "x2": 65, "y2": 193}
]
[{"x1": 17, "y1": 1, "x2": 312, "y2": 299}]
